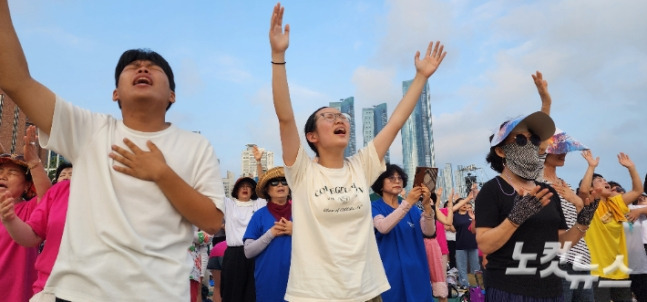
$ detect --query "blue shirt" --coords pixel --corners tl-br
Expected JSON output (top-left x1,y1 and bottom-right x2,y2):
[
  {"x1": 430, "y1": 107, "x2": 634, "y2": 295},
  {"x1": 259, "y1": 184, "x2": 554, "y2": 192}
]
[
  {"x1": 243, "y1": 207, "x2": 292, "y2": 302},
  {"x1": 371, "y1": 198, "x2": 433, "y2": 302}
]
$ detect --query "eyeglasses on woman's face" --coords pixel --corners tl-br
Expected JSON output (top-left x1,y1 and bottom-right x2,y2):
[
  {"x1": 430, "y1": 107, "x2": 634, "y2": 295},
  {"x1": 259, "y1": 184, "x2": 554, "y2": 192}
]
[
  {"x1": 269, "y1": 178, "x2": 288, "y2": 187},
  {"x1": 386, "y1": 175, "x2": 403, "y2": 183},
  {"x1": 318, "y1": 112, "x2": 351, "y2": 123}
]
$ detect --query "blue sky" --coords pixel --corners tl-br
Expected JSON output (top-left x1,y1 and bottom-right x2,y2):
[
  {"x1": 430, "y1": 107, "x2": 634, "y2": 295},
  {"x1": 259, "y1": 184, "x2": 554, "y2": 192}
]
[{"x1": 9, "y1": 0, "x2": 647, "y2": 191}]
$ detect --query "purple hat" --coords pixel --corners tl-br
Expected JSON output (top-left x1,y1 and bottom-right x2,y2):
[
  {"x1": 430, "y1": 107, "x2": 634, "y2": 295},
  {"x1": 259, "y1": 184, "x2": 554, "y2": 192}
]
[
  {"x1": 490, "y1": 111, "x2": 555, "y2": 147},
  {"x1": 545, "y1": 128, "x2": 588, "y2": 154}
]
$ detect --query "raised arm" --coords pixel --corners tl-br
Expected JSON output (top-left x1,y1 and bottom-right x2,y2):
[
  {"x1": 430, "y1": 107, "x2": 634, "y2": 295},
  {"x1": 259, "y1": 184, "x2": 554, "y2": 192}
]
[
  {"x1": 532, "y1": 71, "x2": 551, "y2": 116},
  {"x1": 253, "y1": 145, "x2": 265, "y2": 179},
  {"x1": 0, "y1": 1, "x2": 55, "y2": 134},
  {"x1": 24, "y1": 125, "x2": 52, "y2": 200},
  {"x1": 269, "y1": 3, "x2": 299, "y2": 166},
  {"x1": 372, "y1": 41, "x2": 446, "y2": 159},
  {"x1": 578, "y1": 150, "x2": 599, "y2": 201},
  {"x1": 618, "y1": 152, "x2": 643, "y2": 205}
]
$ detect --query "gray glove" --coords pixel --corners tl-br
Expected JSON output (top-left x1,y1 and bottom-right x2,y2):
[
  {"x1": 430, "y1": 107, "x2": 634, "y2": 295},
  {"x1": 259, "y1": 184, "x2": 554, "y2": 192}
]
[
  {"x1": 507, "y1": 194, "x2": 543, "y2": 226},
  {"x1": 576, "y1": 198, "x2": 600, "y2": 226}
]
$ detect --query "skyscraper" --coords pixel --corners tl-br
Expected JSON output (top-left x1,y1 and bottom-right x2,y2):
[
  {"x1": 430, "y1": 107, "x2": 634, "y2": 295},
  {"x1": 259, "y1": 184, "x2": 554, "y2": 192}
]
[
  {"x1": 401, "y1": 79, "x2": 436, "y2": 191},
  {"x1": 362, "y1": 103, "x2": 389, "y2": 163},
  {"x1": 329, "y1": 97, "x2": 356, "y2": 158},
  {"x1": 241, "y1": 144, "x2": 274, "y2": 179}
]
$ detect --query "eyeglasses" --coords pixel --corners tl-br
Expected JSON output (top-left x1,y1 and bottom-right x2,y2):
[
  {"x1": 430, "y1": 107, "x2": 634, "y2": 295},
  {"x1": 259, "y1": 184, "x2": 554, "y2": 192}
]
[
  {"x1": 269, "y1": 178, "x2": 288, "y2": 187},
  {"x1": 386, "y1": 176, "x2": 403, "y2": 183},
  {"x1": 318, "y1": 112, "x2": 351, "y2": 123},
  {"x1": 508, "y1": 133, "x2": 541, "y2": 147}
]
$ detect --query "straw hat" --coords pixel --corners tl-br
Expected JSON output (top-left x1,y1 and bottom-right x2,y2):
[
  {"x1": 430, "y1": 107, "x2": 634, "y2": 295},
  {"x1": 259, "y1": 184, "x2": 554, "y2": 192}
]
[{"x1": 256, "y1": 167, "x2": 286, "y2": 199}]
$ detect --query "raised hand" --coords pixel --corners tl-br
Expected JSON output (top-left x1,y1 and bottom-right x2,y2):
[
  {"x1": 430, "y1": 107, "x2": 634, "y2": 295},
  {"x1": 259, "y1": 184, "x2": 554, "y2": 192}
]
[
  {"x1": 617, "y1": 152, "x2": 635, "y2": 169},
  {"x1": 253, "y1": 145, "x2": 264, "y2": 162},
  {"x1": 23, "y1": 125, "x2": 40, "y2": 166},
  {"x1": 414, "y1": 41, "x2": 446, "y2": 79},
  {"x1": 269, "y1": 3, "x2": 290, "y2": 55},
  {"x1": 551, "y1": 181, "x2": 583, "y2": 209},
  {"x1": 532, "y1": 71, "x2": 549, "y2": 99},
  {"x1": 581, "y1": 150, "x2": 599, "y2": 168},
  {"x1": 110, "y1": 139, "x2": 168, "y2": 182}
]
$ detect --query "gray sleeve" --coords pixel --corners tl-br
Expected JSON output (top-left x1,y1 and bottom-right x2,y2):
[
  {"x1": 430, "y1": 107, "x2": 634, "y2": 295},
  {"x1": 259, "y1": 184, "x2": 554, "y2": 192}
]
[{"x1": 243, "y1": 229, "x2": 275, "y2": 258}]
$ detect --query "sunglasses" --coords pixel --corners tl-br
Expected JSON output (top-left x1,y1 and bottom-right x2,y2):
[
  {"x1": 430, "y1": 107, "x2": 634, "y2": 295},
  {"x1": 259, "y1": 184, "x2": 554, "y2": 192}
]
[
  {"x1": 269, "y1": 178, "x2": 288, "y2": 187},
  {"x1": 508, "y1": 133, "x2": 541, "y2": 147}
]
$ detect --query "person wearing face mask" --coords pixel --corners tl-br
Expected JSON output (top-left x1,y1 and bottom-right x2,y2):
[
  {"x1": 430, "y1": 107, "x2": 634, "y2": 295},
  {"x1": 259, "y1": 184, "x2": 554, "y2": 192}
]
[
  {"x1": 218, "y1": 177, "x2": 267, "y2": 302},
  {"x1": 474, "y1": 112, "x2": 599, "y2": 301}
]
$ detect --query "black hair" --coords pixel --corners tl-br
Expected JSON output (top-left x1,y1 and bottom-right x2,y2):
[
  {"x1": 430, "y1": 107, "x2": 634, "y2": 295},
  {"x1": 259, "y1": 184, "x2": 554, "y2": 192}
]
[
  {"x1": 53, "y1": 162, "x2": 73, "y2": 184},
  {"x1": 486, "y1": 129, "x2": 506, "y2": 173},
  {"x1": 371, "y1": 164, "x2": 408, "y2": 196},
  {"x1": 577, "y1": 173, "x2": 604, "y2": 193},
  {"x1": 231, "y1": 177, "x2": 258, "y2": 200},
  {"x1": 114, "y1": 49, "x2": 175, "y2": 110},
  {"x1": 304, "y1": 106, "x2": 329, "y2": 157},
  {"x1": 608, "y1": 180, "x2": 624, "y2": 192}
]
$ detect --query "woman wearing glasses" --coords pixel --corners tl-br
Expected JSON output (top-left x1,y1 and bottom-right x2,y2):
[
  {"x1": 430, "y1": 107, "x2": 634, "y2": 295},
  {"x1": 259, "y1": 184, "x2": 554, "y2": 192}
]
[
  {"x1": 243, "y1": 167, "x2": 292, "y2": 302},
  {"x1": 269, "y1": 3, "x2": 445, "y2": 300},
  {"x1": 370, "y1": 164, "x2": 435, "y2": 302},
  {"x1": 474, "y1": 112, "x2": 598, "y2": 300}
]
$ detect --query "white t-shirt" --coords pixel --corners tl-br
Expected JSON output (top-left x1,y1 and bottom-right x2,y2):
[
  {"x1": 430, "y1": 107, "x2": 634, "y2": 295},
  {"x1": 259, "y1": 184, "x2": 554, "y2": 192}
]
[
  {"x1": 626, "y1": 205, "x2": 647, "y2": 274},
  {"x1": 284, "y1": 143, "x2": 390, "y2": 302},
  {"x1": 217, "y1": 197, "x2": 267, "y2": 247},
  {"x1": 39, "y1": 96, "x2": 225, "y2": 302}
]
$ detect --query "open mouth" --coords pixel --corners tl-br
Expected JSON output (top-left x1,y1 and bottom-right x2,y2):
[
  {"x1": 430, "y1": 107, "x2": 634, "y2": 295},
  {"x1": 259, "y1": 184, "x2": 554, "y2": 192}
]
[
  {"x1": 334, "y1": 127, "x2": 346, "y2": 135},
  {"x1": 133, "y1": 76, "x2": 152, "y2": 86}
]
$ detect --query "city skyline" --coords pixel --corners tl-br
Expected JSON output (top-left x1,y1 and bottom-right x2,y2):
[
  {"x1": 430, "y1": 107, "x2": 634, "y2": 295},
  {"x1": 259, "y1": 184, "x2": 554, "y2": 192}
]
[{"x1": 7, "y1": 1, "x2": 645, "y2": 189}]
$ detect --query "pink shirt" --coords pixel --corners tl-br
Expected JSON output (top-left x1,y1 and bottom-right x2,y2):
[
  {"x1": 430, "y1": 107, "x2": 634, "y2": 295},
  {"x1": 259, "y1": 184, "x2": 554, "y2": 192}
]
[
  {"x1": 0, "y1": 197, "x2": 38, "y2": 302},
  {"x1": 436, "y1": 208, "x2": 449, "y2": 255},
  {"x1": 26, "y1": 181, "x2": 70, "y2": 294},
  {"x1": 210, "y1": 240, "x2": 227, "y2": 258}
]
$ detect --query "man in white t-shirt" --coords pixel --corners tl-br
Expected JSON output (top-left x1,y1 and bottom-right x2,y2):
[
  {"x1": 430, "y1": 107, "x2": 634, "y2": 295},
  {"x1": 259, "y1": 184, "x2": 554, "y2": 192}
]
[{"x1": 0, "y1": 3, "x2": 225, "y2": 301}]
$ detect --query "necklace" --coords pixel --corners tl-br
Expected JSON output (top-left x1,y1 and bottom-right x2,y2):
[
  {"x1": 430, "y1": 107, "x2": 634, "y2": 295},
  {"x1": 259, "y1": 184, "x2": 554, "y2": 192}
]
[{"x1": 502, "y1": 171, "x2": 536, "y2": 193}]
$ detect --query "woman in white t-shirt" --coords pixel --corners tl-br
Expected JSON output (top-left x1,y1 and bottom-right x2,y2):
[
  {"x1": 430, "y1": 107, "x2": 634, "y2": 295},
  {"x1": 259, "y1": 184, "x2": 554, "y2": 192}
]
[
  {"x1": 217, "y1": 177, "x2": 266, "y2": 302},
  {"x1": 268, "y1": 3, "x2": 446, "y2": 301}
]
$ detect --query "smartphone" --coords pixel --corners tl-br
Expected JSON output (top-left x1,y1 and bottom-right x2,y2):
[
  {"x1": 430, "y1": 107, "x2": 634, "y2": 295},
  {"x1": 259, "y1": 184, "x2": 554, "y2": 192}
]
[{"x1": 413, "y1": 166, "x2": 439, "y2": 191}]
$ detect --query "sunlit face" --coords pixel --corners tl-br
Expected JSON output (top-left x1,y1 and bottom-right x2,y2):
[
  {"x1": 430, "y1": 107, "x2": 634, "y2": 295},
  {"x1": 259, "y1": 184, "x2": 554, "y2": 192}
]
[
  {"x1": 267, "y1": 177, "x2": 290, "y2": 201},
  {"x1": 591, "y1": 176, "x2": 612, "y2": 198},
  {"x1": 0, "y1": 162, "x2": 31, "y2": 199},
  {"x1": 57, "y1": 167, "x2": 73, "y2": 182},
  {"x1": 382, "y1": 173, "x2": 404, "y2": 196},
  {"x1": 112, "y1": 60, "x2": 175, "y2": 111},
  {"x1": 307, "y1": 108, "x2": 350, "y2": 153},
  {"x1": 237, "y1": 183, "x2": 254, "y2": 201}
]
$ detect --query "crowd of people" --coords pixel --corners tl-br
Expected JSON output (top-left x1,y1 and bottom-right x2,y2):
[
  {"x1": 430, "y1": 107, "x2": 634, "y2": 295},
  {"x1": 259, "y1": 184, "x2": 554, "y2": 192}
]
[{"x1": 0, "y1": 1, "x2": 645, "y2": 302}]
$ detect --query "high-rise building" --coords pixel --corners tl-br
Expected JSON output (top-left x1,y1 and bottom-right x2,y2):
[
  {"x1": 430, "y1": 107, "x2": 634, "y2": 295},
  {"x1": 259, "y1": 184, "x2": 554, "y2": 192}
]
[
  {"x1": 329, "y1": 97, "x2": 356, "y2": 158},
  {"x1": 222, "y1": 170, "x2": 237, "y2": 198},
  {"x1": 436, "y1": 163, "x2": 454, "y2": 203},
  {"x1": 401, "y1": 79, "x2": 435, "y2": 191},
  {"x1": 362, "y1": 103, "x2": 389, "y2": 163},
  {"x1": 241, "y1": 144, "x2": 274, "y2": 179}
]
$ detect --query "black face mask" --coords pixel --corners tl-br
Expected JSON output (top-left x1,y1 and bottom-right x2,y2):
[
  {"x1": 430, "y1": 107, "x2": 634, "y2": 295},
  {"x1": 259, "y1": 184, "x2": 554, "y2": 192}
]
[{"x1": 502, "y1": 143, "x2": 543, "y2": 180}]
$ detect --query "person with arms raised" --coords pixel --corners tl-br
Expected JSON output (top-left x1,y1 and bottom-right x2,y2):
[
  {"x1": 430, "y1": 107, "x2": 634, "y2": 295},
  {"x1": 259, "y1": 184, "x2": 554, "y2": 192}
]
[{"x1": 0, "y1": 2, "x2": 225, "y2": 301}]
